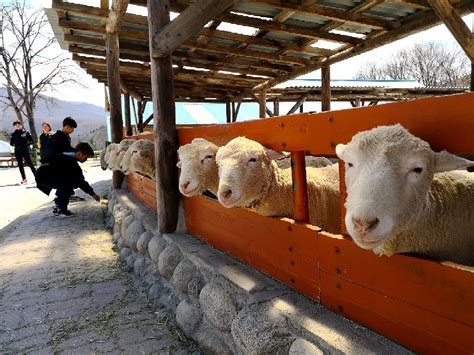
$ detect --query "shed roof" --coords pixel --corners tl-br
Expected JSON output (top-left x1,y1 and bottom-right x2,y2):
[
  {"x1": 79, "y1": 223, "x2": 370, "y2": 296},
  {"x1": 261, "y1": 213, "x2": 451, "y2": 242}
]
[{"x1": 45, "y1": 0, "x2": 474, "y2": 101}]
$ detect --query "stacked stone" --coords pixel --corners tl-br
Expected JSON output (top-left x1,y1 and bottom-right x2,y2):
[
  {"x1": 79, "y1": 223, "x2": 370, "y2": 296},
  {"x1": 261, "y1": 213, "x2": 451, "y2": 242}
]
[{"x1": 107, "y1": 191, "x2": 409, "y2": 354}]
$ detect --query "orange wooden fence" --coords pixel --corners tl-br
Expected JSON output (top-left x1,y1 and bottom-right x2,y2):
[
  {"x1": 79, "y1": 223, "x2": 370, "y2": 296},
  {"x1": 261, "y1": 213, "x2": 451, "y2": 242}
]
[{"x1": 125, "y1": 92, "x2": 474, "y2": 353}]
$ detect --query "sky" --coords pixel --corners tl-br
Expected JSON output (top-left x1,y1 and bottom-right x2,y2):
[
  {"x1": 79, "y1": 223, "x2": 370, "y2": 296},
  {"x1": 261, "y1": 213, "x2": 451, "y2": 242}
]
[{"x1": 32, "y1": 1, "x2": 473, "y2": 109}]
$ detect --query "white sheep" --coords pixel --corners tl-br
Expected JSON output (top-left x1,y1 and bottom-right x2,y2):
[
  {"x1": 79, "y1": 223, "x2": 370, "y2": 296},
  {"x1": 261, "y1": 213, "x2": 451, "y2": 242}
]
[
  {"x1": 336, "y1": 124, "x2": 474, "y2": 265},
  {"x1": 216, "y1": 137, "x2": 341, "y2": 233},
  {"x1": 101, "y1": 143, "x2": 118, "y2": 170},
  {"x1": 108, "y1": 139, "x2": 136, "y2": 171},
  {"x1": 120, "y1": 139, "x2": 155, "y2": 180},
  {"x1": 177, "y1": 138, "x2": 219, "y2": 196}
]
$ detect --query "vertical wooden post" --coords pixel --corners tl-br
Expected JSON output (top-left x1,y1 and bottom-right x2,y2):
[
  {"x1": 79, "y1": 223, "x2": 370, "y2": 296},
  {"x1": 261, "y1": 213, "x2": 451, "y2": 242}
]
[
  {"x1": 148, "y1": 0, "x2": 179, "y2": 233},
  {"x1": 338, "y1": 161, "x2": 348, "y2": 235},
  {"x1": 137, "y1": 100, "x2": 144, "y2": 132},
  {"x1": 299, "y1": 103, "x2": 304, "y2": 113},
  {"x1": 106, "y1": 31, "x2": 124, "y2": 189},
  {"x1": 274, "y1": 98, "x2": 279, "y2": 116},
  {"x1": 124, "y1": 93, "x2": 132, "y2": 136},
  {"x1": 471, "y1": 63, "x2": 474, "y2": 91},
  {"x1": 291, "y1": 151, "x2": 309, "y2": 223},
  {"x1": 258, "y1": 90, "x2": 266, "y2": 118},
  {"x1": 321, "y1": 64, "x2": 331, "y2": 112},
  {"x1": 226, "y1": 101, "x2": 231, "y2": 123}
]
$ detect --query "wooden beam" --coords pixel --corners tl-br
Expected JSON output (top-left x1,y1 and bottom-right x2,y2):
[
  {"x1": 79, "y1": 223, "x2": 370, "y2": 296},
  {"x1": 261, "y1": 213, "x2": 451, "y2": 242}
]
[
  {"x1": 233, "y1": 100, "x2": 241, "y2": 122},
  {"x1": 124, "y1": 93, "x2": 132, "y2": 136},
  {"x1": 101, "y1": 0, "x2": 109, "y2": 9},
  {"x1": 148, "y1": 0, "x2": 179, "y2": 233},
  {"x1": 143, "y1": 113, "x2": 153, "y2": 126},
  {"x1": 151, "y1": 0, "x2": 236, "y2": 57},
  {"x1": 137, "y1": 100, "x2": 144, "y2": 132},
  {"x1": 258, "y1": 90, "x2": 266, "y2": 118},
  {"x1": 427, "y1": 0, "x2": 474, "y2": 61},
  {"x1": 246, "y1": 0, "x2": 399, "y2": 30},
  {"x1": 321, "y1": 64, "x2": 331, "y2": 112},
  {"x1": 274, "y1": 98, "x2": 280, "y2": 116},
  {"x1": 226, "y1": 102, "x2": 231, "y2": 123},
  {"x1": 106, "y1": 0, "x2": 129, "y2": 34},
  {"x1": 290, "y1": 151, "x2": 309, "y2": 223},
  {"x1": 286, "y1": 93, "x2": 310, "y2": 115},
  {"x1": 106, "y1": 31, "x2": 124, "y2": 188},
  {"x1": 252, "y1": 93, "x2": 274, "y2": 117}
]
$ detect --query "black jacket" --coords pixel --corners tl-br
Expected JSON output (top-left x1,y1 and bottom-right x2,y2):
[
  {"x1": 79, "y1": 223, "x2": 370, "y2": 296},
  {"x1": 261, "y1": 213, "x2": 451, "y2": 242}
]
[
  {"x1": 39, "y1": 133, "x2": 55, "y2": 163},
  {"x1": 36, "y1": 153, "x2": 95, "y2": 196},
  {"x1": 10, "y1": 129, "x2": 34, "y2": 151},
  {"x1": 52, "y1": 130, "x2": 74, "y2": 155}
]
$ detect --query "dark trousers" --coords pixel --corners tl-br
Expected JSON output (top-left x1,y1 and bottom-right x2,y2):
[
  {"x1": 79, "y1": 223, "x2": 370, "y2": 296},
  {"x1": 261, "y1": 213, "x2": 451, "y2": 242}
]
[
  {"x1": 54, "y1": 182, "x2": 74, "y2": 211},
  {"x1": 15, "y1": 149, "x2": 36, "y2": 180}
]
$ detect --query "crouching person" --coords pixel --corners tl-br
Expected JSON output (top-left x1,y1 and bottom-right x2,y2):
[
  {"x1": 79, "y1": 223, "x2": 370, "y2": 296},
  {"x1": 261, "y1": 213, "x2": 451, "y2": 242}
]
[{"x1": 36, "y1": 142, "x2": 100, "y2": 217}]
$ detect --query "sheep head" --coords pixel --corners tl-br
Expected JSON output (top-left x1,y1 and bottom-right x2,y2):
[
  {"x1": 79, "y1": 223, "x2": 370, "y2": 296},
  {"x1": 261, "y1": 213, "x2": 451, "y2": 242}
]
[
  {"x1": 177, "y1": 138, "x2": 219, "y2": 196},
  {"x1": 216, "y1": 137, "x2": 285, "y2": 208},
  {"x1": 110, "y1": 139, "x2": 135, "y2": 171},
  {"x1": 121, "y1": 140, "x2": 155, "y2": 179},
  {"x1": 336, "y1": 124, "x2": 474, "y2": 250},
  {"x1": 103, "y1": 143, "x2": 119, "y2": 170}
]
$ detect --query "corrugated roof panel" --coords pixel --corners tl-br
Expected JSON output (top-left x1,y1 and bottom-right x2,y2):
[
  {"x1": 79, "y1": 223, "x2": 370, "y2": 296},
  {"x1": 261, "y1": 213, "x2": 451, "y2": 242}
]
[
  {"x1": 285, "y1": 14, "x2": 328, "y2": 27},
  {"x1": 275, "y1": 79, "x2": 424, "y2": 89},
  {"x1": 317, "y1": 0, "x2": 355, "y2": 11},
  {"x1": 234, "y1": 2, "x2": 279, "y2": 18},
  {"x1": 246, "y1": 45, "x2": 279, "y2": 54},
  {"x1": 367, "y1": 2, "x2": 418, "y2": 20},
  {"x1": 262, "y1": 32, "x2": 304, "y2": 44},
  {"x1": 337, "y1": 23, "x2": 373, "y2": 35}
]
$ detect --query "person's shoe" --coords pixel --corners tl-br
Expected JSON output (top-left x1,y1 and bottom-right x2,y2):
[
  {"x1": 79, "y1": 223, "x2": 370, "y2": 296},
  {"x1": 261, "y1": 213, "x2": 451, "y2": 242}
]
[
  {"x1": 54, "y1": 209, "x2": 74, "y2": 217},
  {"x1": 20, "y1": 179, "x2": 27, "y2": 185},
  {"x1": 69, "y1": 195, "x2": 84, "y2": 202}
]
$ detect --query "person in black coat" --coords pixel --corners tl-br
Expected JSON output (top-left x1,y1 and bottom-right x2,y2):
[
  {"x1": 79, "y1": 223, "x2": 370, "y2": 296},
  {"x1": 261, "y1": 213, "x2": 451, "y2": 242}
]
[
  {"x1": 38, "y1": 122, "x2": 54, "y2": 164},
  {"x1": 51, "y1": 116, "x2": 77, "y2": 156},
  {"x1": 36, "y1": 142, "x2": 100, "y2": 216},
  {"x1": 10, "y1": 121, "x2": 37, "y2": 184}
]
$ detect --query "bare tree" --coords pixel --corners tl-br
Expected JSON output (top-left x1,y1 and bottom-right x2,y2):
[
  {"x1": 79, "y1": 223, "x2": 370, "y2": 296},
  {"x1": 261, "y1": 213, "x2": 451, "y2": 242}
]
[
  {"x1": 355, "y1": 41, "x2": 469, "y2": 87},
  {"x1": 0, "y1": 0, "x2": 80, "y2": 145}
]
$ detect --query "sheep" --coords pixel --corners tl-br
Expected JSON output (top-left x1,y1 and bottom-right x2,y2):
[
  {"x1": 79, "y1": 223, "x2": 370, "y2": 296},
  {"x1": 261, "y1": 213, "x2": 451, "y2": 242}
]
[
  {"x1": 177, "y1": 138, "x2": 219, "y2": 197},
  {"x1": 120, "y1": 139, "x2": 156, "y2": 180},
  {"x1": 100, "y1": 143, "x2": 118, "y2": 170},
  {"x1": 216, "y1": 137, "x2": 341, "y2": 233},
  {"x1": 336, "y1": 124, "x2": 474, "y2": 265},
  {"x1": 108, "y1": 139, "x2": 136, "y2": 171},
  {"x1": 275, "y1": 156, "x2": 333, "y2": 169}
]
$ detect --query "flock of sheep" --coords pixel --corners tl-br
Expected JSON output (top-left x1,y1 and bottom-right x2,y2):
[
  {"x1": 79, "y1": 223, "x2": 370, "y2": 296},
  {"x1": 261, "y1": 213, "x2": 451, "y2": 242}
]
[{"x1": 101, "y1": 124, "x2": 474, "y2": 266}]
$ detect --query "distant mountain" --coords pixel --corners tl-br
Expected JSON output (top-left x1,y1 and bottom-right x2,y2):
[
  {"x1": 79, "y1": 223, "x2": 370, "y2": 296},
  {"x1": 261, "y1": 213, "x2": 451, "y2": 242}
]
[{"x1": 0, "y1": 87, "x2": 107, "y2": 139}]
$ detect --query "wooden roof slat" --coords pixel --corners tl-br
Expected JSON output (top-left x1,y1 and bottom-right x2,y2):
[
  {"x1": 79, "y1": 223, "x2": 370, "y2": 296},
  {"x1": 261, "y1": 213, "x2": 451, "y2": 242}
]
[
  {"x1": 387, "y1": 0, "x2": 431, "y2": 10},
  {"x1": 248, "y1": 0, "x2": 400, "y2": 30}
]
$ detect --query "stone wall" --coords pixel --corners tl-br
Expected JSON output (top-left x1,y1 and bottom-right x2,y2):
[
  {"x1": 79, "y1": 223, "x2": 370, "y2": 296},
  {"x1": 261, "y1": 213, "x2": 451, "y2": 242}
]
[{"x1": 107, "y1": 189, "x2": 410, "y2": 354}]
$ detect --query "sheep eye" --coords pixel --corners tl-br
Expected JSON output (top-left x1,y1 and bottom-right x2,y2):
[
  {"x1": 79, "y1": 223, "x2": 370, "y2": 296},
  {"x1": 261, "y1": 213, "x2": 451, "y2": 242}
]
[
  {"x1": 248, "y1": 158, "x2": 257, "y2": 163},
  {"x1": 347, "y1": 162, "x2": 353, "y2": 168},
  {"x1": 132, "y1": 150, "x2": 138, "y2": 154},
  {"x1": 413, "y1": 167, "x2": 423, "y2": 174},
  {"x1": 204, "y1": 155, "x2": 213, "y2": 160}
]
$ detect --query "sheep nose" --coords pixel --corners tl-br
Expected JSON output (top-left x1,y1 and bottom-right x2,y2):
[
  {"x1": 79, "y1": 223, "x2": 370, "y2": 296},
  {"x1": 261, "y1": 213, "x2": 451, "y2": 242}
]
[
  {"x1": 220, "y1": 189, "x2": 232, "y2": 200},
  {"x1": 180, "y1": 181, "x2": 190, "y2": 192},
  {"x1": 352, "y1": 217, "x2": 379, "y2": 234}
]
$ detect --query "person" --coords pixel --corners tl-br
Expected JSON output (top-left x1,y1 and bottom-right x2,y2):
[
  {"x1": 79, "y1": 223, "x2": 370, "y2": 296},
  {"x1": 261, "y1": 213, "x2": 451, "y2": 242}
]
[
  {"x1": 38, "y1": 121, "x2": 54, "y2": 164},
  {"x1": 10, "y1": 120, "x2": 37, "y2": 184},
  {"x1": 36, "y1": 142, "x2": 100, "y2": 217},
  {"x1": 52, "y1": 116, "x2": 77, "y2": 155}
]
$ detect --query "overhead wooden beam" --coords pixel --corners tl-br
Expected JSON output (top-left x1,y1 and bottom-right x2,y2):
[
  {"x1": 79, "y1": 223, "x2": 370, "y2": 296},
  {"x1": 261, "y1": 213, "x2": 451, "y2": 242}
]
[
  {"x1": 427, "y1": 0, "x2": 474, "y2": 61},
  {"x1": 286, "y1": 93, "x2": 310, "y2": 115},
  {"x1": 321, "y1": 64, "x2": 331, "y2": 111},
  {"x1": 106, "y1": 0, "x2": 129, "y2": 34},
  {"x1": 151, "y1": 0, "x2": 237, "y2": 58},
  {"x1": 148, "y1": 0, "x2": 179, "y2": 233}
]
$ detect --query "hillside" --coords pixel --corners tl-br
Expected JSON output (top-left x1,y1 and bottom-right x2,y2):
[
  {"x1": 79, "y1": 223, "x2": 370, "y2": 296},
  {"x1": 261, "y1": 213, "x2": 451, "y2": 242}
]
[{"x1": 0, "y1": 88, "x2": 106, "y2": 140}]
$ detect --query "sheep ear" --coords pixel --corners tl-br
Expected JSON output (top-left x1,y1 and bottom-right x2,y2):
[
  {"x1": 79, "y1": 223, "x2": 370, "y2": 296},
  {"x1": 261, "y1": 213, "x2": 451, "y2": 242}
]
[
  {"x1": 264, "y1": 148, "x2": 286, "y2": 161},
  {"x1": 335, "y1": 144, "x2": 347, "y2": 160},
  {"x1": 176, "y1": 161, "x2": 182, "y2": 168},
  {"x1": 433, "y1": 151, "x2": 474, "y2": 172}
]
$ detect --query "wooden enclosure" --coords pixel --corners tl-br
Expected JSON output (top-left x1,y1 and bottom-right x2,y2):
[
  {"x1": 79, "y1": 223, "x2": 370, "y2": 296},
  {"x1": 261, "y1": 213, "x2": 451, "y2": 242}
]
[{"x1": 126, "y1": 93, "x2": 474, "y2": 353}]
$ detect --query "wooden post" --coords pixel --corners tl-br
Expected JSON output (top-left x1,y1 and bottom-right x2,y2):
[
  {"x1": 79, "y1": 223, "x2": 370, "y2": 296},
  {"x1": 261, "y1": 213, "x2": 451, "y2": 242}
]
[
  {"x1": 226, "y1": 101, "x2": 231, "y2": 123},
  {"x1": 321, "y1": 64, "x2": 331, "y2": 112},
  {"x1": 471, "y1": 62, "x2": 474, "y2": 91},
  {"x1": 233, "y1": 100, "x2": 241, "y2": 122},
  {"x1": 291, "y1": 151, "x2": 309, "y2": 223},
  {"x1": 124, "y1": 93, "x2": 132, "y2": 136},
  {"x1": 259, "y1": 90, "x2": 266, "y2": 118},
  {"x1": 299, "y1": 103, "x2": 304, "y2": 113},
  {"x1": 148, "y1": 0, "x2": 179, "y2": 233},
  {"x1": 274, "y1": 98, "x2": 280, "y2": 116},
  {"x1": 106, "y1": 31, "x2": 124, "y2": 189}
]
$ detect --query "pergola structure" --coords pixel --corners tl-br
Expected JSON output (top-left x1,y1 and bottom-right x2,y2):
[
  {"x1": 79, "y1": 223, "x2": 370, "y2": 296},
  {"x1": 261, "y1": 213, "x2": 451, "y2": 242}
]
[{"x1": 46, "y1": 0, "x2": 474, "y2": 232}]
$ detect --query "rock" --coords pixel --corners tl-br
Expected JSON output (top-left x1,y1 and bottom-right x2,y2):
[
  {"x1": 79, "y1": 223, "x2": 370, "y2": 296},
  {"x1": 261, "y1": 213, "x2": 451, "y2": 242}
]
[
  {"x1": 137, "y1": 231, "x2": 154, "y2": 255},
  {"x1": 106, "y1": 215, "x2": 115, "y2": 229},
  {"x1": 124, "y1": 220, "x2": 145, "y2": 250},
  {"x1": 195, "y1": 319, "x2": 233, "y2": 355},
  {"x1": 112, "y1": 231, "x2": 121, "y2": 243},
  {"x1": 125, "y1": 254, "x2": 135, "y2": 272},
  {"x1": 117, "y1": 236, "x2": 125, "y2": 250},
  {"x1": 289, "y1": 338, "x2": 324, "y2": 355},
  {"x1": 175, "y1": 299, "x2": 202, "y2": 337},
  {"x1": 231, "y1": 302, "x2": 293, "y2": 354},
  {"x1": 157, "y1": 245, "x2": 182, "y2": 280},
  {"x1": 199, "y1": 283, "x2": 237, "y2": 331},
  {"x1": 134, "y1": 256, "x2": 146, "y2": 277},
  {"x1": 172, "y1": 260, "x2": 198, "y2": 293},
  {"x1": 121, "y1": 214, "x2": 135, "y2": 237},
  {"x1": 119, "y1": 247, "x2": 132, "y2": 261},
  {"x1": 188, "y1": 277, "x2": 204, "y2": 298},
  {"x1": 148, "y1": 236, "x2": 167, "y2": 264}
]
